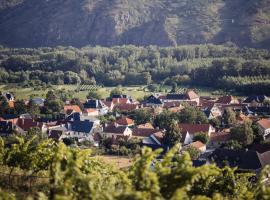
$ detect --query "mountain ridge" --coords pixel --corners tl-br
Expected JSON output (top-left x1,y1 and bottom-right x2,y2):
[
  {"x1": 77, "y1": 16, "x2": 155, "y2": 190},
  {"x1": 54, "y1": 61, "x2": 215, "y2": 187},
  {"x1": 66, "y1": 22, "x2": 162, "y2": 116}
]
[{"x1": 0, "y1": 0, "x2": 270, "y2": 48}]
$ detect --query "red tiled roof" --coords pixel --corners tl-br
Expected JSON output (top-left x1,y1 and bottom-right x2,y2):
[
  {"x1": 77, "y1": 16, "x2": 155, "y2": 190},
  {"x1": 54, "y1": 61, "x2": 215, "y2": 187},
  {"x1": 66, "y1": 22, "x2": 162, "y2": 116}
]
[
  {"x1": 137, "y1": 123, "x2": 154, "y2": 129},
  {"x1": 163, "y1": 101, "x2": 182, "y2": 108},
  {"x1": 216, "y1": 96, "x2": 239, "y2": 104},
  {"x1": 115, "y1": 104, "x2": 138, "y2": 111},
  {"x1": 133, "y1": 128, "x2": 159, "y2": 137},
  {"x1": 116, "y1": 117, "x2": 134, "y2": 126},
  {"x1": 8, "y1": 101, "x2": 14, "y2": 108},
  {"x1": 189, "y1": 141, "x2": 205, "y2": 149},
  {"x1": 102, "y1": 101, "x2": 114, "y2": 108},
  {"x1": 258, "y1": 119, "x2": 270, "y2": 129},
  {"x1": 103, "y1": 125, "x2": 127, "y2": 134},
  {"x1": 210, "y1": 132, "x2": 231, "y2": 142},
  {"x1": 84, "y1": 108, "x2": 98, "y2": 113},
  {"x1": 178, "y1": 123, "x2": 211, "y2": 135},
  {"x1": 16, "y1": 118, "x2": 44, "y2": 131},
  {"x1": 186, "y1": 90, "x2": 199, "y2": 100},
  {"x1": 112, "y1": 98, "x2": 129, "y2": 104},
  {"x1": 152, "y1": 131, "x2": 164, "y2": 143},
  {"x1": 64, "y1": 105, "x2": 81, "y2": 113}
]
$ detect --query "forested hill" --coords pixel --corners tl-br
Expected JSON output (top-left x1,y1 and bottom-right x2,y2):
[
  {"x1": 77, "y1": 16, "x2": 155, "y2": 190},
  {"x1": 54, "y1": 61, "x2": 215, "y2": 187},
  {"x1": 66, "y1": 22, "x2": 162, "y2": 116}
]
[{"x1": 0, "y1": 0, "x2": 270, "y2": 48}]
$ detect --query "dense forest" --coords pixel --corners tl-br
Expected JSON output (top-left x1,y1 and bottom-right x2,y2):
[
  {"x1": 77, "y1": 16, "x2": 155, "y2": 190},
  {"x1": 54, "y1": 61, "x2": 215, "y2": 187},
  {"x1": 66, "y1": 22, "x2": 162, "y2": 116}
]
[
  {"x1": 0, "y1": 0, "x2": 270, "y2": 48},
  {"x1": 1, "y1": 135, "x2": 270, "y2": 199},
  {"x1": 0, "y1": 44, "x2": 270, "y2": 95}
]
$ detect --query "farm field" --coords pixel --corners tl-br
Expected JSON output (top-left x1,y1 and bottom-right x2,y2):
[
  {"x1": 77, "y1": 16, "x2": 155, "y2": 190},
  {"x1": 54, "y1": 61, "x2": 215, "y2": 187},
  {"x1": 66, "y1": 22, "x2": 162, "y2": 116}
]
[{"x1": 0, "y1": 84, "x2": 227, "y2": 100}]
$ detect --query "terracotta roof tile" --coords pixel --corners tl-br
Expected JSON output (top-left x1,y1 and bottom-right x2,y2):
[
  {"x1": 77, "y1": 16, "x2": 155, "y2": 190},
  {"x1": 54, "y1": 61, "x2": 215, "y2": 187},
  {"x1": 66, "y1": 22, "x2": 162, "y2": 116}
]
[
  {"x1": 64, "y1": 105, "x2": 81, "y2": 113},
  {"x1": 178, "y1": 123, "x2": 212, "y2": 135},
  {"x1": 258, "y1": 119, "x2": 270, "y2": 129},
  {"x1": 133, "y1": 128, "x2": 160, "y2": 137},
  {"x1": 116, "y1": 117, "x2": 134, "y2": 126},
  {"x1": 190, "y1": 141, "x2": 205, "y2": 149},
  {"x1": 115, "y1": 104, "x2": 138, "y2": 111},
  {"x1": 137, "y1": 123, "x2": 154, "y2": 129},
  {"x1": 210, "y1": 132, "x2": 231, "y2": 142}
]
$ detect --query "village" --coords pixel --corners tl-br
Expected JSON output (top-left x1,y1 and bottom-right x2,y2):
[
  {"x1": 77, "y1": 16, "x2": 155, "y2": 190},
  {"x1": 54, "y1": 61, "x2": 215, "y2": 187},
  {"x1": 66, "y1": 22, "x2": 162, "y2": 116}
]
[{"x1": 0, "y1": 88, "x2": 270, "y2": 173}]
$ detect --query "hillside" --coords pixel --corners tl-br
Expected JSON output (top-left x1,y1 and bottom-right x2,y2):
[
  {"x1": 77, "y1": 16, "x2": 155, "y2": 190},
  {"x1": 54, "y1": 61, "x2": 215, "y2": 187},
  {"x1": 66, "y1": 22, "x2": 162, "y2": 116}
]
[{"x1": 0, "y1": 0, "x2": 270, "y2": 48}]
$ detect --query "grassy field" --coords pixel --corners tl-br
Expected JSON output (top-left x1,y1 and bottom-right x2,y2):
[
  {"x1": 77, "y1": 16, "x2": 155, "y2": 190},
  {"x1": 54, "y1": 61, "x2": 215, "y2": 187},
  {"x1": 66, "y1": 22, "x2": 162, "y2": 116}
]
[
  {"x1": 0, "y1": 84, "x2": 151, "y2": 100},
  {"x1": 96, "y1": 155, "x2": 133, "y2": 169},
  {"x1": 0, "y1": 84, "x2": 224, "y2": 100}
]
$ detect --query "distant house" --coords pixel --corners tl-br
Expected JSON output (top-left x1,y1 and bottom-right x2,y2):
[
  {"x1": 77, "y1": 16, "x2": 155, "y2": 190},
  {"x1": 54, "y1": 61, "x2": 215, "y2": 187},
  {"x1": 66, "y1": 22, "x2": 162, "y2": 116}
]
[
  {"x1": 142, "y1": 131, "x2": 164, "y2": 150},
  {"x1": 203, "y1": 105, "x2": 222, "y2": 120},
  {"x1": 132, "y1": 127, "x2": 161, "y2": 139},
  {"x1": 63, "y1": 120, "x2": 97, "y2": 141},
  {"x1": 242, "y1": 106, "x2": 270, "y2": 116},
  {"x1": 216, "y1": 96, "x2": 239, "y2": 105},
  {"x1": 16, "y1": 118, "x2": 46, "y2": 133},
  {"x1": 257, "y1": 119, "x2": 270, "y2": 140},
  {"x1": 83, "y1": 108, "x2": 99, "y2": 116},
  {"x1": 144, "y1": 94, "x2": 163, "y2": 108},
  {"x1": 102, "y1": 101, "x2": 115, "y2": 111},
  {"x1": 103, "y1": 125, "x2": 132, "y2": 138},
  {"x1": 1, "y1": 92, "x2": 15, "y2": 102},
  {"x1": 137, "y1": 123, "x2": 154, "y2": 129},
  {"x1": 0, "y1": 114, "x2": 19, "y2": 125},
  {"x1": 164, "y1": 90, "x2": 200, "y2": 105},
  {"x1": 31, "y1": 98, "x2": 45, "y2": 106},
  {"x1": 187, "y1": 141, "x2": 206, "y2": 153},
  {"x1": 114, "y1": 103, "x2": 139, "y2": 112},
  {"x1": 111, "y1": 95, "x2": 133, "y2": 105},
  {"x1": 179, "y1": 123, "x2": 215, "y2": 145},
  {"x1": 84, "y1": 100, "x2": 108, "y2": 115},
  {"x1": 115, "y1": 117, "x2": 134, "y2": 127},
  {"x1": 243, "y1": 95, "x2": 269, "y2": 106},
  {"x1": 208, "y1": 131, "x2": 231, "y2": 148},
  {"x1": 209, "y1": 148, "x2": 270, "y2": 172},
  {"x1": 64, "y1": 105, "x2": 82, "y2": 115}
]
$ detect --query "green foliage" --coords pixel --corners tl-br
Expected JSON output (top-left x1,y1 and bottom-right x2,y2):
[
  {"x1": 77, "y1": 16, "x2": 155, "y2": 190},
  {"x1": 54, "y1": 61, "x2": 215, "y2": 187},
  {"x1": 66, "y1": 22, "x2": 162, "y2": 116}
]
[
  {"x1": 0, "y1": 136, "x2": 268, "y2": 199},
  {"x1": 193, "y1": 132, "x2": 209, "y2": 144},
  {"x1": 87, "y1": 90, "x2": 101, "y2": 100},
  {"x1": 110, "y1": 87, "x2": 123, "y2": 98},
  {"x1": 0, "y1": 45, "x2": 270, "y2": 95},
  {"x1": 133, "y1": 109, "x2": 153, "y2": 125},
  {"x1": 184, "y1": 146, "x2": 201, "y2": 160},
  {"x1": 163, "y1": 120, "x2": 181, "y2": 148},
  {"x1": 223, "y1": 108, "x2": 237, "y2": 126},
  {"x1": 231, "y1": 121, "x2": 254, "y2": 146}
]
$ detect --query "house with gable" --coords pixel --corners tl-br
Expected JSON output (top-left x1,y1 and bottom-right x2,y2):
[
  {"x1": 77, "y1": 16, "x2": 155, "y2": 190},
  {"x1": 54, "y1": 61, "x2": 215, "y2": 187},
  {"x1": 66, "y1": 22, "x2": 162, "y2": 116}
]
[
  {"x1": 257, "y1": 118, "x2": 270, "y2": 140},
  {"x1": 115, "y1": 117, "x2": 135, "y2": 127},
  {"x1": 164, "y1": 90, "x2": 200, "y2": 106},
  {"x1": 102, "y1": 124, "x2": 133, "y2": 139},
  {"x1": 144, "y1": 94, "x2": 163, "y2": 108},
  {"x1": 84, "y1": 100, "x2": 108, "y2": 115},
  {"x1": 243, "y1": 95, "x2": 269, "y2": 107},
  {"x1": 179, "y1": 123, "x2": 215, "y2": 145},
  {"x1": 216, "y1": 96, "x2": 239, "y2": 105}
]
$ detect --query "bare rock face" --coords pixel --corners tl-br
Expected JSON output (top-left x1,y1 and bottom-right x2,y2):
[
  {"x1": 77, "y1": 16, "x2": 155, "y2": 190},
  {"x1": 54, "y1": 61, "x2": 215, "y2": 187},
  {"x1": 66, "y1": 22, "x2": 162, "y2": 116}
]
[{"x1": 0, "y1": 0, "x2": 269, "y2": 48}]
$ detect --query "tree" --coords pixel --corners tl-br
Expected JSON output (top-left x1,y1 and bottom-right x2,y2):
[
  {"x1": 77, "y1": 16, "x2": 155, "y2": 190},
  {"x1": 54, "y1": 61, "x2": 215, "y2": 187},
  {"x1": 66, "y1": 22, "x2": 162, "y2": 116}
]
[
  {"x1": 231, "y1": 121, "x2": 254, "y2": 146},
  {"x1": 110, "y1": 87, "x2": 123, "y2": 98},
  {"x1": 133, "y1": 109, "x2": 152, "y2": 125},
  {"x1": 184, "y1": 146, "x2": 201, "y2": 160},
  {"x1": 154, "y1": 110, "x2": 178, "y2": 130},
  {"x1": 223, "y1": 140, "x2": 243, "y2": 150},
  {"x1": 223, "y1": 108, "x2": 236, "y2": 126},
  {"x1": 14, "y1": 100, "x2": 27, "y2": 114},
  {"x1": 0, "y1": 96, "x2": 9, "y2": 114},
  {"x1": 87, "y1": 90, "x2": 101, "y2": 100},
  {"x1": 163, "y1": 120, "x2": 181, "y2": 148},
  {"x1": 193, "y1": 132, "x2": 209, "y2": 144}
]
